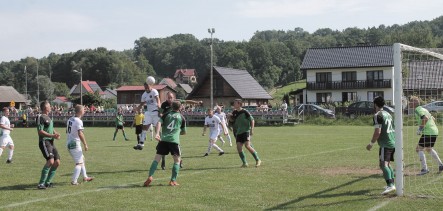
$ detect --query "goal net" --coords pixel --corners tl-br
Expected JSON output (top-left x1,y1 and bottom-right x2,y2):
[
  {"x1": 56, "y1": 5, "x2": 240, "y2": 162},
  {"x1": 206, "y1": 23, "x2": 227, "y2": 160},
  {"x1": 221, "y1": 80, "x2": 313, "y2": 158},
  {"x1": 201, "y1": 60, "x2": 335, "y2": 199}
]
[{"x1": 395, "y1": 43, "x2": 443, "y2": 197}]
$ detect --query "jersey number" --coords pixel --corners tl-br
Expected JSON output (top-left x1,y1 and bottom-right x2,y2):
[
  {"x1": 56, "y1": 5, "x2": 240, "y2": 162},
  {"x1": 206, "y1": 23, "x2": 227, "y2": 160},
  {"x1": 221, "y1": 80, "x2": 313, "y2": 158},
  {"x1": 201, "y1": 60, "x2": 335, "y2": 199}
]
[
  {"x1": 67, "y1": 120, "x2": 73, "y2": 133},
  {"x1": 385, "y1": 119, "x2": 394, "y2": 133},
  {"x1": 167, "y1": 120, "x2": 175, "y2": 132}
]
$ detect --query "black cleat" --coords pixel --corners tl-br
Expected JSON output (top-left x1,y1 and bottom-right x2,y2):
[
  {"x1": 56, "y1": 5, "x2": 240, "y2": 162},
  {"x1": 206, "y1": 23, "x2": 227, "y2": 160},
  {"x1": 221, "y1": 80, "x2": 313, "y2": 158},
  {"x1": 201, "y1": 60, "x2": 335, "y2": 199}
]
[
  {"x1": 6, "y1": 159, "x2": 13, "y2": 164},
  {"x1": 37, "y1": 184, "x2": 47, "y2": 189},
  {"x1": 219, "y1": 151, "x2": 225, "y2": 156},
  {"x1": 204, "y1": 153, "x2": 209, "y2": 157}
]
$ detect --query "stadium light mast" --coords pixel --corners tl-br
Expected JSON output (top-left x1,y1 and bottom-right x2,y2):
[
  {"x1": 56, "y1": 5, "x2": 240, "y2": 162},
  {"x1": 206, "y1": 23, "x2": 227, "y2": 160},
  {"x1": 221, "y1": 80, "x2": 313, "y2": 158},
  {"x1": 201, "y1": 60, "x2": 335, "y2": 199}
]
[
  {"x1": 24, "y1": 66, "x2": 27, "y2": 101},
  {"x1": 73, "y1": 68, "x2": 83, "y2": 105},
  {"x1": 36, "y1": 61, "x2": 39, "y2": 103},
  {"x1": 208, "y1": 28, "x2": 215, "y2": 109}
]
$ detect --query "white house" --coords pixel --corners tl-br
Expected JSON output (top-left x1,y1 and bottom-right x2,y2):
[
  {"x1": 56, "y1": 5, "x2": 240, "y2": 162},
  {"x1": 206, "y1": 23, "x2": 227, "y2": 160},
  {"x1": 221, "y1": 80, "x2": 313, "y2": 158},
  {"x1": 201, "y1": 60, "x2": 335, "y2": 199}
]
[{"x1": 300, "y1": 45, "x2": 394, "y2": 104}]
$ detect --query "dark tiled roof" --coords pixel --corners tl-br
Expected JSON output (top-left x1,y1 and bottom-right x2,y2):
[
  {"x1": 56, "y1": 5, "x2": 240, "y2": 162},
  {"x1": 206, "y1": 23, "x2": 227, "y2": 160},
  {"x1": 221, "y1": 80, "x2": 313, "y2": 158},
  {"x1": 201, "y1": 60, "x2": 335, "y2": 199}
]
[
  {"x1": 215, "y1": 67, "x2": 272, "y2": 99},
  {"x1": 301, "y1": 45, "x2": 393, "y2": 70},
  {"x1": 403, "y1": 60, "x2": 443, "y2": 89}
]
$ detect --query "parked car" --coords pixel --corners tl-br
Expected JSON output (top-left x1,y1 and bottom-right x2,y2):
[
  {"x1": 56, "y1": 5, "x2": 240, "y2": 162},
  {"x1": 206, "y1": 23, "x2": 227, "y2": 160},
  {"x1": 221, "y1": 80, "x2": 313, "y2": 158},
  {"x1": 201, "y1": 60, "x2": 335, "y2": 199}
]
[
  {"x1": 296, "y1": 104, "x2": 335, "y2": 119},
  {"x1": 345, "y1": 101, "x2": 394, "y2": 118},
  {"x1": 422, "y1": 101, "x2": 443, "y2": 113}
]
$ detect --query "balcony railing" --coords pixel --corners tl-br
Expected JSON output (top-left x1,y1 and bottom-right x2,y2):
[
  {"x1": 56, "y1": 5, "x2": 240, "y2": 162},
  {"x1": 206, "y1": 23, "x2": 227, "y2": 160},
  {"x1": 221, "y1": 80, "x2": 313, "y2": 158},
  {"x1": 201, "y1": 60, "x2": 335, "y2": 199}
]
[{"x1": 307, "y1": 79, "x2": 391, "y2": 90}]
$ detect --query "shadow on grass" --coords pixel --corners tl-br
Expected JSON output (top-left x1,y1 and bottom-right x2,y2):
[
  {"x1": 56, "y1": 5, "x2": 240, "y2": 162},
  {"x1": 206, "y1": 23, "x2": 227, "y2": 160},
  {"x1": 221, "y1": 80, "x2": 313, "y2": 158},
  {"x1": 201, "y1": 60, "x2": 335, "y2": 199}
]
[
  {"x1": 60, "y1": 169, "x2": 147, "y2": 177},
  {"x1": 264, "y1": 174, "x2": 380, "y2": 210},
  {"x1": 0, "y1": 182, "x2": 70, "y2": 190}
]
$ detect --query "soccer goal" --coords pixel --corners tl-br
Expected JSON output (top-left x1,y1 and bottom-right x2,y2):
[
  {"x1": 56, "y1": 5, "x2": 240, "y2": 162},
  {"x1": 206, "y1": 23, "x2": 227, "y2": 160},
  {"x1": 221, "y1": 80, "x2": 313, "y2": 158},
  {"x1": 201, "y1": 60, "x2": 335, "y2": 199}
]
[{"x1": 394, "y1": 43, "x2": 443, "y2": 197}]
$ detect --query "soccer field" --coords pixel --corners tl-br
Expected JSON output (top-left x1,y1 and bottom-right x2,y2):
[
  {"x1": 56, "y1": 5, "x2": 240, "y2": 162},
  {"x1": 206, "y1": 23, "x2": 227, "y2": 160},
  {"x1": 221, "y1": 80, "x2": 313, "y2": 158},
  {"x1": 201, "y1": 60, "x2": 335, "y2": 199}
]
[{"x1": 1, "y1": 126, "x2": 441, "y2": 210}]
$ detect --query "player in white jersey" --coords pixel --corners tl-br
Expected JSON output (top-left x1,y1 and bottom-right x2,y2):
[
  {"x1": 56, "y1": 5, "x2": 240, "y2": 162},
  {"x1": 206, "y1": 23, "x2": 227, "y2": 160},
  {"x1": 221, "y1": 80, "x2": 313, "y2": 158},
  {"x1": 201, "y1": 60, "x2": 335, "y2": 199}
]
[
  {"x1": 214, "y1": 106, "x2": 232, "y2": 147},
  {"x1": 134, "y1": 82, "x2": 161, "y2": 150},
  {"x1": 66, "y1": 105, "x2": 93, "y2": 185},
  {"x1": 0, "y1": 107, "x2": 14, "y2": 163},
  {"x1": 202, "y1": 108, "x2": 227, "y2": 156}
]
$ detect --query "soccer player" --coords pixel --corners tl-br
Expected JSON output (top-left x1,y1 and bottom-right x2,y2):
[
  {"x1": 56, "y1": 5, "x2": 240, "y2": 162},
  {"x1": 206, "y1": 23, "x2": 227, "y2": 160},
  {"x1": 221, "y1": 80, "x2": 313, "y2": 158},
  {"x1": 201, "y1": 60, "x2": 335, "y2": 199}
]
[
  {"x1": 202, "y1": 108, "x2": 226, "y2": 156},
  {"x1": 0, "y1": 107, "x2": 15, "y2": 163},
  {"x1": 214, "y1": 106, "x2": 232, "y2": 147},
  {"x1": 410, "y1": 97, "x2": 443, "y2": 175},
  {"x1": 134, "y1": 82, "x2": 161, "y2": 150},
  {"x1": 158, "y1": 92, "x2": 201, "y2": 169},
  {"x1": 131, "y1": 109, "x2": 144, "y2": 145},
  {"x1": 366, "y1": 96, "x2": 396, "y2": 195},
  {"x1": 113, "y1": 109, "x2": 128, "y2": 141},
  {"x1": 143, "y1": 101, "x2": 186, "y2": 187},
  {"x1": 37, "y1": 101, "x2": 61, "y2": 189},
  {"x1": 230, "y1": 99, "x2": 261, "y2": 167},
  {"x1": 66, "y1": 105, "x2": 94, "y2": 185}
]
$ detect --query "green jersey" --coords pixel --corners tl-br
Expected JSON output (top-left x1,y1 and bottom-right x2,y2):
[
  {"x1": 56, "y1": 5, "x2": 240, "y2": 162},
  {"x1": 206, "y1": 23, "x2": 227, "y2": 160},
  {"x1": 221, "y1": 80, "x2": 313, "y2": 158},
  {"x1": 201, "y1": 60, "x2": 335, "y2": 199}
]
[
  {"x1": 373, "y1": 110, "x2": 395, "y2": 148},
  {"x1": 37, "y1": 114, "x2": 55, "y2": 141},
  {"x1": 415, "y1": 106, "x2": 438, "y2": 135},
  {"x1": 232, "y1": 109, "x2": 254, "y2": 136},
  {"x1": 115, "y1": 113, "x2": 124, "y2": 126},
  {"x1": 159, "y1": 111, "x2": 186, "y2": 144}
]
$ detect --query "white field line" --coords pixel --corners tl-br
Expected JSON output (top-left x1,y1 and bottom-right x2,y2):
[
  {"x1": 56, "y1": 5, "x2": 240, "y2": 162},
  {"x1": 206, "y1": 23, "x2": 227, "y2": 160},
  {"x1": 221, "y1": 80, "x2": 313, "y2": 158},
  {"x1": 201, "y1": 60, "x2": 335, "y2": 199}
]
[
  {"x1": 1, "y1": 146, "x2": 360, "y2": 209},
  {"x1": 367, "y1": 200, "x2": 391, "y2": 211}
]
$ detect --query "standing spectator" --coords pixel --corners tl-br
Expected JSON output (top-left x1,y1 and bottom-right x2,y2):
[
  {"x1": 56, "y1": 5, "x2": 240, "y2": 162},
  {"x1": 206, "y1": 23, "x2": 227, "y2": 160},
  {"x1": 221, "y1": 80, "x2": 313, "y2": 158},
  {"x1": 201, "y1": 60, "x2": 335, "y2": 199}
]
[
  {"x1": 366, "y1": 96, "x2": 396, "y2": 195},
  {"x1": 0, "y1": 107, "x2": 15, "y2": 163},
  {"x1": 37, "y1": 101, "x2": 61, "y2": 189},
  {"x1": 410, "y1": 97, "x2": 443, "y2": 175},
  {"x1": 113, "y1": 109, "x2": 128, "y2": 141},
  {"x1": 281, "y1": 100, "x2": 288, "y2": 111},
  {"x1": 66, "y1": 105, "x2": 94, "y2": 185},
  {"x1": 143, "y1": 101, "x2": 186, "y2": 187},
  {"x1": 229, "y1": 99, "x2": 261, "y2": 167}
]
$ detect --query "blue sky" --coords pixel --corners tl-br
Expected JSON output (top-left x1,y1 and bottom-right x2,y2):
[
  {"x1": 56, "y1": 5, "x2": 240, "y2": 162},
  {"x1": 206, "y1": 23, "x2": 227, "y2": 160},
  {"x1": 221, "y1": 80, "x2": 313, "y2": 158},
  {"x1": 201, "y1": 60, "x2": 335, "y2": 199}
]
[{"x1": 1, "y1": 0, "x2": 442, "y2": 62}]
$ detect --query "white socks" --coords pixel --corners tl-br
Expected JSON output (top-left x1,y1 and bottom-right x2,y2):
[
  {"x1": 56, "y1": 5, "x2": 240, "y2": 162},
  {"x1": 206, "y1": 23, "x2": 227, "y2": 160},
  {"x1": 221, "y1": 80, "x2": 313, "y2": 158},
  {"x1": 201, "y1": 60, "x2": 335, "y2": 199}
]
[
  {"x1": 140, "y1": 131, "x2": 147, "y2": 145},
  {"x1": 81, "y1": 164, "x2": 88, "y2": 178},
  {"x1": 8, "y1": 149, "x2": 13, "y2": 160},
  {"x1": 72, "y1": 165, "x2": 82, "y2": 183},
  {"x1": 430, "y1": 149, "x2": 443, "y2": 166},
  {"x1": 419, "y1": 151, "x2": 428, "y2": 170},
  {"x1": 0, "y1": 148, "x2": 3, "y2": 157}
]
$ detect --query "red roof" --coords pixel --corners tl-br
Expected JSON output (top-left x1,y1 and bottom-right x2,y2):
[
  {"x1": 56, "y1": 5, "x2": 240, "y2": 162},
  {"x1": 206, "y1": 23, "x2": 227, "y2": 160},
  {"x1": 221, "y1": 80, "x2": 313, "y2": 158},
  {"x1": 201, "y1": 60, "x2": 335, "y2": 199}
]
[
  {"x1": 116, "y1": 84, "x2": 167, "y2": 91},
  {"x1": 174, "y1": 69, "x2": 196, "y2": 78},
  {"x1": 160, "y1": 78, "x2": 177, "y2": 88},
  {"x1": 55, "y1": 96, "x2": 69, "y2": 102}
]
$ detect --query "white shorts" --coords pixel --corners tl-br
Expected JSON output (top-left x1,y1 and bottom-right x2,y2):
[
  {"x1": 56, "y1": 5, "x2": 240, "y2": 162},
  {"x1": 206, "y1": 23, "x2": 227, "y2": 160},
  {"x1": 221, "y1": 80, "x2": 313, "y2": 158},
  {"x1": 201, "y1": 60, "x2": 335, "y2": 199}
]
[
  {"x1": 218, "y1": 124, "x2": 228, "y2": 134},
  {"x1": 0, "y1": 135, "x2": 13, "y2": 147},
  {"x1": 143, "y1": 112, "x2": 160, "y2": 126},
  {"x1": 209, "y1": 130, "x2": 219, "y2": 141},
  {"x1": 69, "y1": 147, "x2": 85, "y2": 164}
]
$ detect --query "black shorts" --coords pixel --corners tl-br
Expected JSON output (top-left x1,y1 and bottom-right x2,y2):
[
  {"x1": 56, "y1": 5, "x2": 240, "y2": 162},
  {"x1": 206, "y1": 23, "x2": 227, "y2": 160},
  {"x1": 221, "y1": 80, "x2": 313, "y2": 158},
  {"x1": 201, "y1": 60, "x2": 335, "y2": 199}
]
[
  {"x1": 135, "y1": 125, "x2": 142, "y2": 134},
  {"x1": 418, "y1": 135, "x2": 438, "y2": 148},
  {"x1": 379, "y1": 147, "x2": 395, "y2": 162},
  {"x1": 156, "y1": 141, "x2": 181, "y2": 156},
  {"x1": 235, "y1": 132, "x2": 250, "y2": 143},
  {"x1": 39, "y1": 140, "x2": 60, "y2": 160},
  {"x1": 116, "y1": 125, "x2": 123, "y2": 130}
]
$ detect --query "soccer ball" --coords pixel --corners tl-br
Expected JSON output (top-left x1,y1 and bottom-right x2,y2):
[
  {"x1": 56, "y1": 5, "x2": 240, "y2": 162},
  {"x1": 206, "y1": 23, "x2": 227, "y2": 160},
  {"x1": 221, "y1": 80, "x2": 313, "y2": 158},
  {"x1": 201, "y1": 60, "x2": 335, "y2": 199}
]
[{"x1": 146, "y1": 76, "x2": 155, "y2": 85}]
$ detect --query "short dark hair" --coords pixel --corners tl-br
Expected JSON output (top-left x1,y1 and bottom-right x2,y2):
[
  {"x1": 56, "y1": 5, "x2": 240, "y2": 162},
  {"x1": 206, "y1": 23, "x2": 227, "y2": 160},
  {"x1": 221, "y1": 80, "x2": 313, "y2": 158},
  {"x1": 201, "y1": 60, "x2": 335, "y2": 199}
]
[
  {"x1": 40, "y1": 101, "x2": 49, "y2": 111},
  {"x1": 172, "y1": 101, "x2": 181, "y2": 111},
  {"x1": 2, "y1": 107, "x2": 8, "y2": 112},
  {"x1": 373, "y1": 96, "x2": 385, "y2": 108}
]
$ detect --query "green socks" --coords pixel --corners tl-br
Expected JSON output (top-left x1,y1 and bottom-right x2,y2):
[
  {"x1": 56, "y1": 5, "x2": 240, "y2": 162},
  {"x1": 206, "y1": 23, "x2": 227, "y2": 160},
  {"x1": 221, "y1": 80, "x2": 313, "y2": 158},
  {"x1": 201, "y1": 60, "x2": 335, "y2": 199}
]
[
  {"x1": 46, "y1": 167, "x2": 57, "y2": 184},
  {"x1": 39, "y1": 166, "x2": 50, "y2": 184},
  {"x1": 252, "y1": 151, "x2": 260, "y2": 161},
  {"x1": 239, "y1": 151, "x2": 247, "y2": 164},
  {"x1": 149, "y1": 160, "x2": 158, "y2": 177},
  {"x1": 171, "y1": 163, "x2": 180, "y2": 181}
]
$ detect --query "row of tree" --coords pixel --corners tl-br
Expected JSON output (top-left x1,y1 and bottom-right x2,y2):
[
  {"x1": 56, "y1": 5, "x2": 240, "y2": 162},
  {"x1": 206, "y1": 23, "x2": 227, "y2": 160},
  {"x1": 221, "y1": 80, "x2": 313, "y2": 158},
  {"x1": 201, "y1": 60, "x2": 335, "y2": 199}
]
[{"x1": 1, "y1": 16, "x2": 443, "y2": 105}]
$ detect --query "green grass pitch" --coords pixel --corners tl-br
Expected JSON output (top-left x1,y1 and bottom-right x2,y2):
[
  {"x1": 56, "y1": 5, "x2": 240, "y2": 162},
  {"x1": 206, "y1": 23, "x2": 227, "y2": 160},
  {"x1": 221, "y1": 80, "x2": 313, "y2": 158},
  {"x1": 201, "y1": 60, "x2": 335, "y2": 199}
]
[{"x1": 0, "y1": 126, "x2": 441, "y2": 210}]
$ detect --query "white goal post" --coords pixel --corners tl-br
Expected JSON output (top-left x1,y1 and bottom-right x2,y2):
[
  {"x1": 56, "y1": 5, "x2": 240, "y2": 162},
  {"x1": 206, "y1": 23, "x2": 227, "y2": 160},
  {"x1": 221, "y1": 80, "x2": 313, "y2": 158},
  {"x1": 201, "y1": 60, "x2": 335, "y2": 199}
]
[{"x1": 394, "y1": 43, "x2": 443, "y2": 197}]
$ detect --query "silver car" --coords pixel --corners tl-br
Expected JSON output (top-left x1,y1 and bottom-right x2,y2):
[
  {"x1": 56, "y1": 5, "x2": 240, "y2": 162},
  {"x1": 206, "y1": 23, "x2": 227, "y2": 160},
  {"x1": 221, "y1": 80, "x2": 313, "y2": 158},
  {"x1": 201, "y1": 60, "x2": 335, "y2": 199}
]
[{"x1": 422, "y1": 101, "x2": 443, "y2": 112}]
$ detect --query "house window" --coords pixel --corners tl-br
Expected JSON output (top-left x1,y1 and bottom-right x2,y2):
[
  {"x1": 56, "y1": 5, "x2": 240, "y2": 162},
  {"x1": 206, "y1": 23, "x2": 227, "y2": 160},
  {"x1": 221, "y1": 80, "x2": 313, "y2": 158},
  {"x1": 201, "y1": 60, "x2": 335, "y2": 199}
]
[
  {"x1": 316, "y1": 93, "x2": 332, "y2": 103},
  {"x1": 316, "y1": 72, "x2": 332, "y2": 83},
  {"x1": 367, "y1": 71, "x2": 383, "y2": 81},
  {"x1": 367, "y1": 91, "x2": 384, "y2": 101},
  {"x1": 342, "y1": 92, "x2": 357, "y2": 102},
  {"x1": 342, "y1": 71, "x2": 356, "y2": 82}
]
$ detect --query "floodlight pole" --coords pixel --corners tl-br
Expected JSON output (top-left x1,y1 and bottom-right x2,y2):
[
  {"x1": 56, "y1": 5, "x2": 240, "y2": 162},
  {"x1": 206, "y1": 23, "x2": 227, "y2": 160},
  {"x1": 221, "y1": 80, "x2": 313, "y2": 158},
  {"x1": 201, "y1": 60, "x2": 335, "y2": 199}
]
[
  {"x1": 208, "y1": 28, "x2": 215, "y2": 109},
  {"x1": 24, "y1": 66, "x2": 27, "y2": 100},
  {"x1": 74, "y1": 68, "x2": 83, "y2": 105}
]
